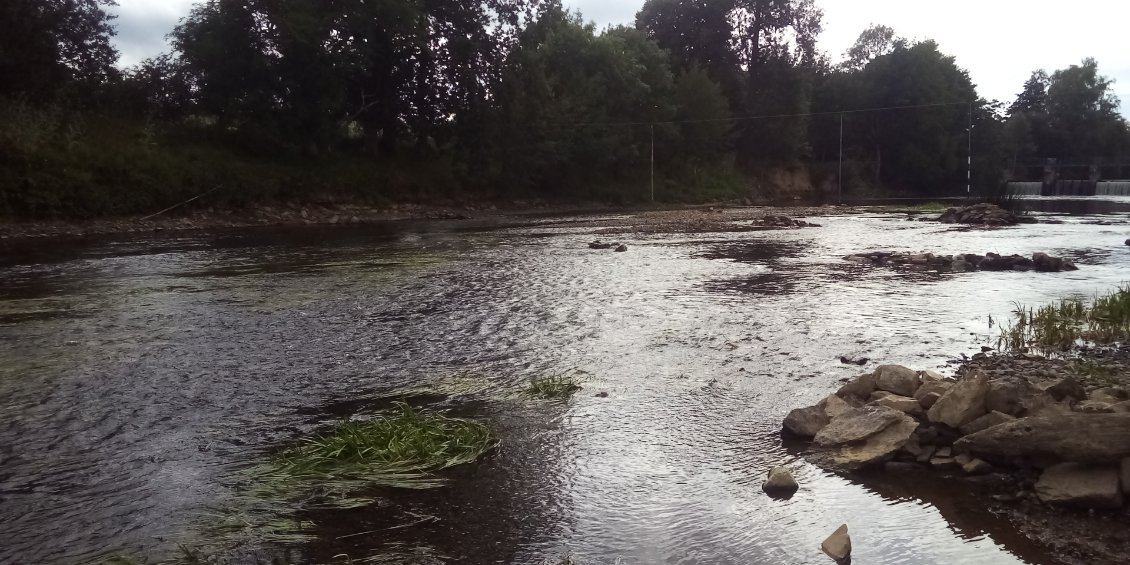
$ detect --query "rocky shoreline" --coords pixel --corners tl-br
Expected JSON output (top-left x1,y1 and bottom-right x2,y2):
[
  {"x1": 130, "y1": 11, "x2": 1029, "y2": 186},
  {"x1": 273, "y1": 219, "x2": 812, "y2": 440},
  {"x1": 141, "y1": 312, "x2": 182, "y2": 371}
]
[
  {"x1": 937, "y1": 202, "x2": 1037, "y2": 226},
  {"x1": 782, "y1": 348, "x2": 1130, "y2": 564},
  {"x1": 844, "y1": 251, "x2": 1079, "y2": 272}
]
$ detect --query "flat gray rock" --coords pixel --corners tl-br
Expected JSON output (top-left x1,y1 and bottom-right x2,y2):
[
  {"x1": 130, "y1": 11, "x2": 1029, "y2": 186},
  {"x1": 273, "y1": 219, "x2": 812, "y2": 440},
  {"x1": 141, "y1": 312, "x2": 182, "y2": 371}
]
[
  {"x1": 874, "y1": 364, "x2": 920, "y2": 397},
  {"x1": 814, "y1": 406, "x2": 904, "y2": 447},
  {"x1": 1035, "y1": 462, "x2": 1123, "y2": 509},
  {"x1": 833, "y1": 412, "x2": 919, "y2": 470}
]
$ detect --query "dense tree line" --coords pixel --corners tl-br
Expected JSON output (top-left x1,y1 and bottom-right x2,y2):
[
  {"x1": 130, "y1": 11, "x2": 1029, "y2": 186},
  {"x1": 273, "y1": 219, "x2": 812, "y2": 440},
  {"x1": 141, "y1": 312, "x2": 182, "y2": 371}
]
[{"x1": 2, "y1": 0, "x2": 1129, "y2": 217}]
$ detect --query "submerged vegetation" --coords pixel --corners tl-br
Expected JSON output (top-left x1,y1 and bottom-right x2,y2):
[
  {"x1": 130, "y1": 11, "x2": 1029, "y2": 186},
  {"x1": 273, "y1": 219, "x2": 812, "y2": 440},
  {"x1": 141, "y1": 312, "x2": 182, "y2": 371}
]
[
  {"x1": 996, "y1": 285, "x2": 1130, "y2": 355},
  {"x1": 527, "y1": 371, "x2": 585, "y2": 399},
  {"x1": 257, "y1": 403, "x2": 495, "y2": 501}
]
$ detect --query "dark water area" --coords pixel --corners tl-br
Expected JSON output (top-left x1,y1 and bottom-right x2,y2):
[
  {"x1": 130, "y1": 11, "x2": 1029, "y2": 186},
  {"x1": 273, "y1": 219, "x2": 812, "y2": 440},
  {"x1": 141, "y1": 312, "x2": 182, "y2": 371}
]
[{"x1": 2, "y1": 200, "x2": 1130, "y2": 564}]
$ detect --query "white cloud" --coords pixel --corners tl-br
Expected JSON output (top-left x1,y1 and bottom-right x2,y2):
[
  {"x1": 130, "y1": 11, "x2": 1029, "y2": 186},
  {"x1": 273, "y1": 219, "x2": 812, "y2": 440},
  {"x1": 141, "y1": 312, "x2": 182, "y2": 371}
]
[
  {"x1": 109, "y1": 0, "x2": 196, "y2": 66},
  {"x1": 108, "y1": 0, "x2": 1130, "y2": 107}
]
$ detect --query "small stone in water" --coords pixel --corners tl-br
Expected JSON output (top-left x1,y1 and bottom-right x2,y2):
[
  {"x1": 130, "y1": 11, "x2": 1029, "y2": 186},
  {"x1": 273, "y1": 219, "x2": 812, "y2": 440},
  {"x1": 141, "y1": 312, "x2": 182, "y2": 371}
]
[{"x1": 821, "y1": 524, "x2": 852, "y2": 562}]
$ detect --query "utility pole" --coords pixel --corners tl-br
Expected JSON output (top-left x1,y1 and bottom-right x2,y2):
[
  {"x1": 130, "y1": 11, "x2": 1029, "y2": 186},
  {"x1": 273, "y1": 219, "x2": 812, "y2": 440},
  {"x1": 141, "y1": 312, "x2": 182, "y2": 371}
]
[
  {"x1": 967, "y1": 102, "x2": 973, "y2": 195},
  {"x1": 650, "y1": 124, "x2": 655, "y2": 203},
  {"x1": 838, "y1": 112, "x2": 844, "y2": 205}
]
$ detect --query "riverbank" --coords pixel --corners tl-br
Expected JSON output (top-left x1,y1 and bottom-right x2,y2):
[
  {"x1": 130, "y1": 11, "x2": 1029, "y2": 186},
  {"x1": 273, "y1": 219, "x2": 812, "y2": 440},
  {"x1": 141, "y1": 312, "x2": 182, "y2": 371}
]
[
  {"x1": 0, "y1": 201, "x2": 838, "y2": 241},
  {"x1": 783, "y1": 335, "x2": 1130, "y2": 564}
]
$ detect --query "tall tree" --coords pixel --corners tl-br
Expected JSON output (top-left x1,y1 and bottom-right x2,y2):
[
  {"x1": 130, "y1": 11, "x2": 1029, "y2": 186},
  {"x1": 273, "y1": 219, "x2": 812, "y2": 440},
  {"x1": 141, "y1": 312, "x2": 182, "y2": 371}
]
[
  {"x1": 842, "y1": 24, "x2": 905, "y2": 71},
  {"x1": 0, "y1": 0, "x2": 120, "y2": 97},
  {"x1": 1043, "y1": 58, "x2": 1128, "y2": 161}
]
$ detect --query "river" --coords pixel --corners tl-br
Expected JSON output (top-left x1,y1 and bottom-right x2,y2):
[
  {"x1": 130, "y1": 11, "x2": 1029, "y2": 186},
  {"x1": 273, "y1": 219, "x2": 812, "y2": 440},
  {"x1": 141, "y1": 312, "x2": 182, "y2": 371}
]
[{"x1": 2, "y1": 200, "x2": 1129, "y2": 564}]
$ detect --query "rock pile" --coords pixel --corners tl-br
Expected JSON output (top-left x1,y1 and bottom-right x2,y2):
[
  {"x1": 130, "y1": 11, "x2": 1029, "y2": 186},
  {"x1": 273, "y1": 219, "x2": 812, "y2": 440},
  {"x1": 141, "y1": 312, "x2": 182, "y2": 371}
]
[
  {"x1": 783, "y1": 365, "x2": 1130, "y2": 510},
  {"x1": 937, "y1": 203, "x2": 1035, "y2": 226},
  {"x1": 754, "y1": 215, "x2": 821, "y2": 228},
  {"x1": 588, "y1": 240, "x2": 628, "y2": 252},
  {"x1": 843, "y1": 251, "x2": 1078, "y2": 272}
]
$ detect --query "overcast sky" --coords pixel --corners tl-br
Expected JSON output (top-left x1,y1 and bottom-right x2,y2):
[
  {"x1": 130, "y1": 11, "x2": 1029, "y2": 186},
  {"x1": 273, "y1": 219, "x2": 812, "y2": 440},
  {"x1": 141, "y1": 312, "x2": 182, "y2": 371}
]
[{"x1": 109, "y1": 0, "x2": 1130, "y2": 107}]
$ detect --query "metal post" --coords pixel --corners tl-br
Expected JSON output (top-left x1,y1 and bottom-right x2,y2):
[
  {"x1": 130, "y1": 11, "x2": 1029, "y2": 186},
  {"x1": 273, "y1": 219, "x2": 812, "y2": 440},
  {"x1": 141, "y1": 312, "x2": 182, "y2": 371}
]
[
  {"x1": 838, "y1": 112, "x2": 844, "y2": 205},
  {"x1": 650, "y1": 124, "x2": 655, "y2": 203},
  {"x1": 967, "y1": 103, "x2": 973, "y2": 195}
]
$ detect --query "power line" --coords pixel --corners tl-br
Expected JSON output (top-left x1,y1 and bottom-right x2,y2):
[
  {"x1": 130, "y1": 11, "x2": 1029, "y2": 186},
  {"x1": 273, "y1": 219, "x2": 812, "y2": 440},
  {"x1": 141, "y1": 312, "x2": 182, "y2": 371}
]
[{"x1": 574, "y1": 100, "x2": 976, "y2": 127}]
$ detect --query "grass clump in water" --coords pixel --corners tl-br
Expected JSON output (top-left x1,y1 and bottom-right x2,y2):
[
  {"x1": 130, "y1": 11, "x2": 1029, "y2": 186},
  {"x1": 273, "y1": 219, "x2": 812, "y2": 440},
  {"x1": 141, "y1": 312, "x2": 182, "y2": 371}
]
[
  {"x1": 527, "y1": 372, "x2": 584, "y2": 399},
  {"x1": 255, "y1": 403, "x2": 496, "y2": 503},
  {"x1": 996, "y1": 285, "x2": 1130, "y2": 355}
]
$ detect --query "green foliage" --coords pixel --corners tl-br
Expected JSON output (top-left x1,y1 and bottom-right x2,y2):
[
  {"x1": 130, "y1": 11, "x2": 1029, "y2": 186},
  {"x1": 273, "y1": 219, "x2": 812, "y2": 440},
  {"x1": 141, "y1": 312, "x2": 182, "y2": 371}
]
[
  {"x1": 255, "y1": 403, "x2": 496, "y2": 504},
  {"x1": 996, "y1": 286, "x2": 1130, "y2": 356},
  {"x1": 527, "y1": 372, "x2": 584, "y2": 399},
  {"x1": 1007, "y1": 60, "x2": 1130, "y2": 164},
  {"x1": 0, "y1": 0, "x2": 119, "y2": 98},
  {"x1": 9, "y1": 0, "x2": 1130, "y2": 216}
]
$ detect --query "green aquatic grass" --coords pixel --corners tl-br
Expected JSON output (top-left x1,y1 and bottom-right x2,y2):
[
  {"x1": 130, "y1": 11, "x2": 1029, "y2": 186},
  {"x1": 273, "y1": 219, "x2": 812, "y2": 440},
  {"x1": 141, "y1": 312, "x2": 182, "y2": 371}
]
[
  {"x1": 527, "y1": 373, "x2": 583, "y2": 399},
  {"x1": 996, "y1": 285, "x2": 1130, "y2": 355},
  {"x1": 255, "y1": 403, "x2": 496, "y2": 501}
]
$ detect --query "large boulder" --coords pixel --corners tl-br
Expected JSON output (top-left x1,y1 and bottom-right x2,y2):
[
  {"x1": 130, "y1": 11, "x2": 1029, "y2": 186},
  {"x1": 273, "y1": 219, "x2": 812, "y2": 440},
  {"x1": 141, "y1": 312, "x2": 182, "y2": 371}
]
[
  {"x1": 985, "y1": 377, "x2": 1042, "y2": 416},
  {"x1": 784, "y1": 404, "x2": 831, "y2": 438},
  {"x1": 814, "y1": 406, "x2": 905, "y2": 447},
  {"x1": 874, "y1": 365, "x2": 921, "y2": 397},
  {"x1": 783, "y1": 395, "x2": 857, "y2": 438},
  {"x1": 837, "y1": 372, "x2": 877, "y2": 401},
  {"x1": 872, "y1": 394, "x2": 924, "y2": 417},
  {"x1": 1046, "y1": 377, "x2": 1087, "y2": 402},
  {"x1": 959, "y1": 410, "x2": 1016, "y2": 436},
  {"x1": 1035, "y1": 463, "x2": 1123, "y2": 509},
  {"x1": 954, "y1": 413, "x2": 1130, "y2": 464},
  {"x1": 927, "y1": 372, "x2": 989, "y2": 428},
  {"x1": 832, "y1": 413, "x2": 919, "y2": 470},
  {"x1": 823, "y1": 394, "x2": 855, "y2": 419},
  {"x1": 914, "y1": 379, "x2": 952, "y2": 410}
]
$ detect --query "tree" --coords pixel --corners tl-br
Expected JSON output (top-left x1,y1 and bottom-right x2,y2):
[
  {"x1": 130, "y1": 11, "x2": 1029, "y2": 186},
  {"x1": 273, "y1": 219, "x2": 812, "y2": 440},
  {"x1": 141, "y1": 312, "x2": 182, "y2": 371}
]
[
  {"x1": 635, "y1": 0, "x2": 739, "y2": 95},
  {"x1": 490, "y1": 6, "x2": 679, "y2": 197},
  {"x1": 1010, "y1": 70, "x2": 1049, "y2": 115},
  {"x1": 674, "y1": 66, "x2": 733, "y2": 168},
  {"x1": 0, "y1": 0, "x2": 120, "y2": 97},
  {"x1": 169, "y1": 0, "x2": 540, "y2": 154},
  {"x1": 1043, "y1": 58, "x2": 1128, "y2": 161},
  {"x1": 842, "y1": 24, "x2": 905, "y2": 71}
]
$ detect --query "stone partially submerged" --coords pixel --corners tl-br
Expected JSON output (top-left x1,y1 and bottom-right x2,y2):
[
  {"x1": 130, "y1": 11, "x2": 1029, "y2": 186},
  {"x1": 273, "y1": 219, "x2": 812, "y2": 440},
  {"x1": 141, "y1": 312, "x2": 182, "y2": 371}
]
[
  {"x1": 821, "y1": 524, "x2": 852, "y2": 563},
  {"x1": 762, "y1": 466, "x2": 800, "y2": 498}
]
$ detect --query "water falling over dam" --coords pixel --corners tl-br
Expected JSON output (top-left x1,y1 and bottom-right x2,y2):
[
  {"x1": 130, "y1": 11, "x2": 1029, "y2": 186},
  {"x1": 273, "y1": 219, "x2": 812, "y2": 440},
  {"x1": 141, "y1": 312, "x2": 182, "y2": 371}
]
[{"x1": 1007, "y1": 180, "x2": 1130, "y2": 196}]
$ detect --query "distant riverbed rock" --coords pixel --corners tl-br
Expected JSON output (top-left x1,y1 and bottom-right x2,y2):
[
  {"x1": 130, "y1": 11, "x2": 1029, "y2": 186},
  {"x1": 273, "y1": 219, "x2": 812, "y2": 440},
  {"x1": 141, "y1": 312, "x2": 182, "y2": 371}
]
[
  {"x1": 937, "y1": 203, "x2": 1035, "y2": 226},
  {"x1": 842, "y1": 251, "x2": 1078, "y2": 273}
]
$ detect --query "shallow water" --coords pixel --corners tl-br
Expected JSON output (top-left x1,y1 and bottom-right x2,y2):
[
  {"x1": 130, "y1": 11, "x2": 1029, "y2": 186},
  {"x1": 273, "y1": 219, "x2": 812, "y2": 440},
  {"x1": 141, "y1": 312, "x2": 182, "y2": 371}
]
[{"x1": 2, "y1": 201, "x2": 1130, "y2": 564}]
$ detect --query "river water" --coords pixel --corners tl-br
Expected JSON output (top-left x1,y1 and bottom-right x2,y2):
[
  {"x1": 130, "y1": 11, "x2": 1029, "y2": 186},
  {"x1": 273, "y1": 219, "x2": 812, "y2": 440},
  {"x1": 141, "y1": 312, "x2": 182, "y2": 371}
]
[{"x1": 2, "y1": 200, "x2": 1130, "y2": 564}]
